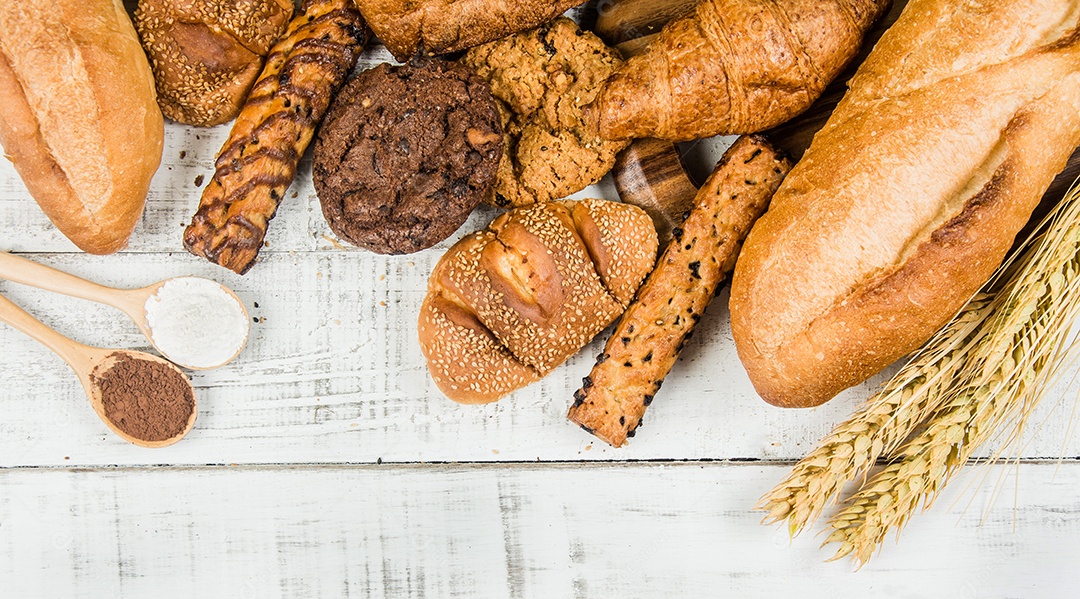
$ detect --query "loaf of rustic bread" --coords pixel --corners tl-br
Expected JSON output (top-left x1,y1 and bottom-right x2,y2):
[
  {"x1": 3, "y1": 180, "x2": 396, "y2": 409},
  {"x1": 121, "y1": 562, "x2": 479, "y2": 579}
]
[
  {"x1": 354, "y1": 0, "x2": 584, "y2": 60},
  {"x1": 0, "y1": 0, "x2": 163, "y2": 254},
  {"x1": 729, "y1": 0, "x2": 1080, "y2": 408},
  {"x1": 419, "y1": 199, "x2": 657, "y2": 403}
]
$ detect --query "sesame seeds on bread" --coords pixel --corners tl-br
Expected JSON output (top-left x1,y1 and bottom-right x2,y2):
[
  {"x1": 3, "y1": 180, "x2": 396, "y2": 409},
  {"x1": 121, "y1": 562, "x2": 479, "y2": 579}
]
[
  {"x1": 419, "y1": 199, "x2": 658, "y2": 403},
  {"x1": 134, "y1": 0, "x2": 293, "y2": 127}
]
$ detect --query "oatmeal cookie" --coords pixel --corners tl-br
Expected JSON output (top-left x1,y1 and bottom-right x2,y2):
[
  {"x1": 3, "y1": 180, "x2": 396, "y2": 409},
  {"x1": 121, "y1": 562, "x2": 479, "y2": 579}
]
[
  {"x1": 462, "y1": 17, "x2": 628, "y2": 207},
  {"x1": 312, "y1": 60, "x2": 503, "y2": 254}
]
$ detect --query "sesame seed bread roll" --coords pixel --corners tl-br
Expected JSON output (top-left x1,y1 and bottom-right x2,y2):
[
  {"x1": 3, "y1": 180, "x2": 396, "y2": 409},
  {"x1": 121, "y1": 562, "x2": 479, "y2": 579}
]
[
  {"x1": 419, "y1": 231, "x2": 542, "y2": 404},
  {"x1": 134, "y1": 0, "x2": 294, "y2": 127},
  {"x1": 0, "y1": 0, "x2": 163, "y2": 255},
  {"x1": 419, "y1": 199, "x2": 658, "y2": 403}
]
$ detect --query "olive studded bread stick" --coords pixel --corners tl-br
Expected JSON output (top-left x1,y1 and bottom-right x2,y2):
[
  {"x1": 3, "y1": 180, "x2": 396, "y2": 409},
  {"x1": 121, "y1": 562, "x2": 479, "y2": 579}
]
[
  {"x1": 183, "y1": 0, "x2": 368, "y2": 274},
  {"x1": 568, "y1": 135, "x2": 791, "y2": 447}
]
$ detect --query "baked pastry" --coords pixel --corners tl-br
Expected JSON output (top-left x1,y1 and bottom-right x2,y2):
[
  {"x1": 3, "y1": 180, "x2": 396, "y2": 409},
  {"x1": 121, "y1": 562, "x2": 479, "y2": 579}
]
[
  {"x1": 462, "y1": 18, "x2": 628, "y2": 207},
  {"x1": 313, "y1": 60, "x2": 503, "y2": 254},
  {"x1": 419, "y1": 199, "x2": 658, "y2": 403},
  {"x1": 353, "y1": 0, "x2": 584, "y2": 61},
  {"x1": 590, "y1": 0, "x2": 890, "y2": 142},
  {"x1": 569, "y1": 135, "x2": 791, "y2": 447},
  {"x1": 729, "y1": 0, "x2": 1080, "y2": 408},
  {"x1": 0, "y1": 0, "x2": 163, "y2": 254},
  {"x1": 183, "y1": 0, "x2": 368, "y2": 274},
  {"x1": 134, "y1": 0, "x2": 293, "y2": 127}
]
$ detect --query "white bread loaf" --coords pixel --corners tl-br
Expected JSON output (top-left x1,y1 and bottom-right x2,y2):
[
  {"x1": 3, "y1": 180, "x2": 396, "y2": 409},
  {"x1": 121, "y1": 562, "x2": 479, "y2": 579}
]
[
  {"x1": 0, "y1": 0, "x2": 164, "y2": 254},
  {"x1": 729, "y1": 0, "x2": 1080, "y2": 408},
  {"x1": 419, "y1": 199, "x2": 658, "y2": 404}
]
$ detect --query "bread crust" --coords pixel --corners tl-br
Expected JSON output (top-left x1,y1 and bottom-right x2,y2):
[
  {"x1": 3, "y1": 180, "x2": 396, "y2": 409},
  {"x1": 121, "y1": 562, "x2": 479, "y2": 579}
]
[
  {"x1": 0, "y1": 0, "x2": 163, "y2": 254},
  {"x1": 569, "y1": 135, "x2": 791, "y2": 447},
  {"x1": 419, "y1": 199, "x2": 657, "y2": 403},
  {"x1": 134, "y1": 0, "x2": 293, "y2": 127},
  {"x1": 591, "y1": 0, "x2": 890, "y2": 142},
  {"x1": 182, "y1": 0, "x2": 368, "y2": 274},
  {"x1": 354, "y1": 0, "x2": 584, "y2": 61},
  {"x1": 729, "y1": 1, "x2": 1080, "y2": 408}
]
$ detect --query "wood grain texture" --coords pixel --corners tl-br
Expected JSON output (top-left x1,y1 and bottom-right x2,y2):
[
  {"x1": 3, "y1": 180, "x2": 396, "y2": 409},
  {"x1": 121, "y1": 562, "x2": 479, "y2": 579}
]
[
  {"x1": 1, "y1": 463, "x2": 1078, "y2": 597},
  {"x1": 0, "y1": 251, "x2": 1077, "y2": 466},
  {"x1": 0, "y1": 4, "x2": 1079, "y2": 590}
]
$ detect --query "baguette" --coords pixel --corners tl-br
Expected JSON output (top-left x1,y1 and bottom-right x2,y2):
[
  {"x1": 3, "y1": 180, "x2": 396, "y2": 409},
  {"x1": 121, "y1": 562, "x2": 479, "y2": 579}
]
[
  {"x1": 354, "y1": 0, "x2": 585, "y2": 61},
  {"x1": 0, "y1": 0, "x2": 163, "y2": 254},
  {"x1": 729, "y1": 0, "x2": 1080, "y2": 408},
  {"x1": 568, "y1": 136, "x2": 790, "y2": 447},
  {"x1": 419, "y1": 199, "x2": 657, "y2": 404},
  {"x1": 590, "y1": 0, "x2": 890, "y2": 142},
  {"x1": 183, "y1": 0, "x2": 367, "y2": 274}
]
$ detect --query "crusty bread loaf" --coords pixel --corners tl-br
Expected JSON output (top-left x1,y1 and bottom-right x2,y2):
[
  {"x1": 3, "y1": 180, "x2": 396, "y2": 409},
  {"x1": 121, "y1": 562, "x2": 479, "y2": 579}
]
[
  {"x1": 134, "y1": 0, "x2": 293, "y2": 127},
  {"x1": 729, "y1": 0, "x2": 1080, "y2": 408},
  {"x1": 354, "y1": 0, "x2": 584, "y2": 61},
  {"x1": 0, "y1": 0, "x2": 163, "y2": 255},
  {"x1": 419, "y1": 199, "x2": 658, "y2": 404}
]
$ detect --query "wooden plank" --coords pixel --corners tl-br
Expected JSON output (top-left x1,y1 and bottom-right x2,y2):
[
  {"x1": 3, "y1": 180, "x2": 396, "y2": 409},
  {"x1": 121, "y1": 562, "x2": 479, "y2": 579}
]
[
  {"x1": 0, "y1": 462, "x2": 1077, "y2": 596},
  {"x1": 1, "y1": 251, "x2": 1078, "y2": 466}
]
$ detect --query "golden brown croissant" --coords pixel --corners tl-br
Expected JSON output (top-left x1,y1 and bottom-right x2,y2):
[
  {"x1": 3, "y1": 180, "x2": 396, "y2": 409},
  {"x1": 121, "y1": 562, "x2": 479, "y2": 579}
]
[{"x1": 591, "y1": 0, "x2": 890, "y2": 142}]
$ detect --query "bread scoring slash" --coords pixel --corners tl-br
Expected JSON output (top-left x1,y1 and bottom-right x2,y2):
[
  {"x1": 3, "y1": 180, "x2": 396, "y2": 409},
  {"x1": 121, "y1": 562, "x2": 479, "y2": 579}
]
[{"x1": 730, "y1": 0, "x2": 1080, "y2": 408}]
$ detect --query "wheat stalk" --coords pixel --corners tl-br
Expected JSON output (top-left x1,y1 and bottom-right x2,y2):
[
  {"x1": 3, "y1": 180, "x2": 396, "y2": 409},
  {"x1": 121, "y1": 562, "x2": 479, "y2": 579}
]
[
  {"x1": 756, "y1": 294, "x2": 994, "y2": 536},
  {"x1": 822, "y1": 185, "x2": 1080, "y2": 567}
]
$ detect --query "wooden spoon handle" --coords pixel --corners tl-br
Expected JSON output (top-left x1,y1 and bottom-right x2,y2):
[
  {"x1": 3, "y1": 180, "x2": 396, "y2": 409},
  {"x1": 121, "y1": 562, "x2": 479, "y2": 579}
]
[
  {"x1": 0, "y1": 291, "x2": 92, "y2": 370},
  {"x1": 613, "y1": 138, "x2": 699, "y2": 243},
  {"x1": 595, "y1": 0, "x2": 697, "y2": 45},
  {"x1": 0, "y1": 252, "x2": 124, "y2": 308}
]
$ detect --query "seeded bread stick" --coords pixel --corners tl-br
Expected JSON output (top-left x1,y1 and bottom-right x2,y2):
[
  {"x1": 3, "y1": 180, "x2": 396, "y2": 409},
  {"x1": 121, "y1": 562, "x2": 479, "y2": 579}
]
[
  {"x1": 567, "y1": 135, "x2": 790, "y2": 447},
  {"x1": 183, "y1": 0, "x2": 368, "y2": 274}
]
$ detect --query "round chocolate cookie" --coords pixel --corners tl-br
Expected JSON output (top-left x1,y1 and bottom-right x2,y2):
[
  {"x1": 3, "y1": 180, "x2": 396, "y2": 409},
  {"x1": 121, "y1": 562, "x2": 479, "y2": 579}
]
[{"x1": 313, "y1": 60, "x2": 503, "y2": 254}]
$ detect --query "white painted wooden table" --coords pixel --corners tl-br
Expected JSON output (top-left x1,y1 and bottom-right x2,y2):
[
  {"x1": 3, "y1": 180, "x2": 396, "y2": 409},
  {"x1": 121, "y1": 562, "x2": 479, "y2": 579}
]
[{"x1": 2, "y1": 32, "x2": 1079, "y2": 599}]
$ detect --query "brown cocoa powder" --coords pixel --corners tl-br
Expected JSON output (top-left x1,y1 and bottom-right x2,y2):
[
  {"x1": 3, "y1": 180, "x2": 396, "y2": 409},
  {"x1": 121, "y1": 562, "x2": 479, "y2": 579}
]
[{"x1": 95, "y1": 353, "x2": 194, "y2": 442}]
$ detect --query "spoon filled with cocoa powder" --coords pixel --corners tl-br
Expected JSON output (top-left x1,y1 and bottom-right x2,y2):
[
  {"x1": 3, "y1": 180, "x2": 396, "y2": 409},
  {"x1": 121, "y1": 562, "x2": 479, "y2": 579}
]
[{"x1": 0, "y1": 291, "x2": 196, "y2": 447}]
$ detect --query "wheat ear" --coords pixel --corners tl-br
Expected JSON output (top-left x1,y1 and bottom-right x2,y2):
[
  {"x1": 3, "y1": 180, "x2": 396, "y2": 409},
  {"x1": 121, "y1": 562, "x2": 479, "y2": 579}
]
[
  {"x1": 756, "y1": 294, "x2": 994, "y2": 536},
  {"x1": 823, "y1": 187, "x2": 1080, "y2": 567}
]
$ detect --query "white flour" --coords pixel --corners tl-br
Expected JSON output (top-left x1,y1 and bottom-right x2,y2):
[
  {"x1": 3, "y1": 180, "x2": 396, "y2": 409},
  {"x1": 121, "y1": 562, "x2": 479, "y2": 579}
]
[{"x1": 144, "y1": 277, "x2": 249, "y2": 369}]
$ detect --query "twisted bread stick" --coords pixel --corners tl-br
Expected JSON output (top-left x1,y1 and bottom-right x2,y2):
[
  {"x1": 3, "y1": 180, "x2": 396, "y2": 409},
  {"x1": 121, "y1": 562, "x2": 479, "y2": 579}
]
[{"x1": 183, "y1": 0, "x2": 367, "y2": 274}]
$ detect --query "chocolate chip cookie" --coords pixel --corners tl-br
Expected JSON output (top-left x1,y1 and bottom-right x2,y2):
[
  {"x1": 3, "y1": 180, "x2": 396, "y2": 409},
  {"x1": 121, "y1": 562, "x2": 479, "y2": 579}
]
[
  {"x1": 462, "y1": 17, "x2": 629, "y2": 207},
  {"x1": 313, "y1": 59, "x2": 503, "y2": 254}
]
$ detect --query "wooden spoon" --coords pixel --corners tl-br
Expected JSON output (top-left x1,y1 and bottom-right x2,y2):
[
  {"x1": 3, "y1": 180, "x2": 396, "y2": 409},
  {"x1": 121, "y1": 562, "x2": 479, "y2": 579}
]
[
  {"x1": 594, "y1": 0, "x2": 697, "y2": 55},
  {"x1": 0, "y1": 291, "x2": 196, "y2": 448},
  {"x1": 612, "y1": 137, "x2": 699, "y2": 244},
  {"x1": 0, "y1": 252, "x2": 249, "y2": 370}
]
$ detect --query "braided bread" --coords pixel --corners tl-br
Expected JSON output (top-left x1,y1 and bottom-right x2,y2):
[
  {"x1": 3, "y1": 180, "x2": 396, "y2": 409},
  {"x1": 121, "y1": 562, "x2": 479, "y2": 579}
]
[{"x1": 183, "y1": 0, "x2": 367, "y2": 274}]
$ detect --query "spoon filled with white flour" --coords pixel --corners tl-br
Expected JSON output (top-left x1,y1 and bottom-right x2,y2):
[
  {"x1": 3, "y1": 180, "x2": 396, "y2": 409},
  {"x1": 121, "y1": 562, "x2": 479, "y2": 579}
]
[
  {"x1": 143, "y1": 277, "x2": 249, "y2": 369},
  {"x1": 0, "y1": 252, "x2": 249, "y2": 370}
]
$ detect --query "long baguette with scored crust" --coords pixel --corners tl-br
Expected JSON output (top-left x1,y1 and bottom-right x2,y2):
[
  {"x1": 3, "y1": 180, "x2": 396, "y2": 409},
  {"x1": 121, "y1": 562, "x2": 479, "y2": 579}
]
[
  {"x1": 729, "y1": 0, "x2": 1080, "y2": 408},
  {"x1": 568, "y1": 136, "x2": 790, "y2": 447},
  {"x1": 183, "y1": 0, "x2": 367, "y2": 274},
  {"x1": 419, "y1": 199, "x2": 658, "y2": 404},
  {"x1": 353, "y1": 0, "x2": 585, "y2": 61},
  {"x1": 0, "y1": 0, "x2": 163, "y2": 255}
]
